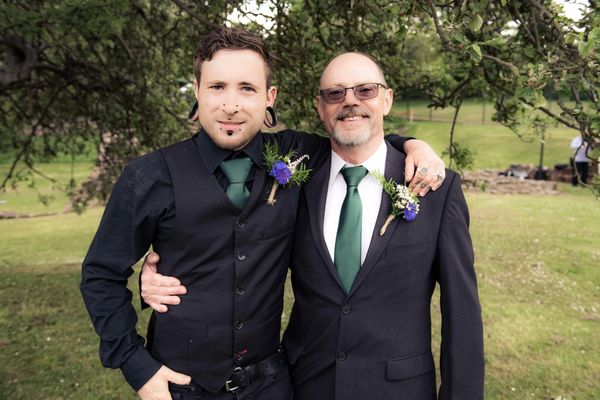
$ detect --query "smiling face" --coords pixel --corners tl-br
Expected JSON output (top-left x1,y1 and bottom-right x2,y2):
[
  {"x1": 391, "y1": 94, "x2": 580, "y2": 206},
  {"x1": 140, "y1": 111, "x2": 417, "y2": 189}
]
[
  {"x1": 194, "y1": 49, "x2": 277, "y2": 150},
  {"x1": 317, "y1": 53, "x2": 393, "y2": 153}
]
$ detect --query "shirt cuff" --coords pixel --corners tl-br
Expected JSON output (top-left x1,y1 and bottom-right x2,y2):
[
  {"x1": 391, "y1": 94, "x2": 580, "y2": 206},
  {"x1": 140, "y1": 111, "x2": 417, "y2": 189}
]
[{"x1": 120, "y1": 345, "x2": 162, "y2": 391}]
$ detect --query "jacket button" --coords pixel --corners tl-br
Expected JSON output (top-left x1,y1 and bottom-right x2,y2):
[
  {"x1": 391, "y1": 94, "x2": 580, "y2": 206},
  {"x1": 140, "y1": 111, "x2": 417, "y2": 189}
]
[
  {"x1": 236, "y1": 253, "x2": 246, "y2": 261},
  {"x1": 236, "y1": 220, "x2": 245, "y2": 228},
  {"x1": 342, "y1": 305, "x2": 351, "y2": 314},
  {"x1": 235, "y1": 320, "x2": 244, "y2": 330},
  {"x1": 235, "y1": 287, "x2": 245, "y2": 296},
  {"x1": 337, "y1": 352, "x2": 346, "y2": 361},
  {"x1": 235, "y1": 352, "x2": 244, "y2": 361}
]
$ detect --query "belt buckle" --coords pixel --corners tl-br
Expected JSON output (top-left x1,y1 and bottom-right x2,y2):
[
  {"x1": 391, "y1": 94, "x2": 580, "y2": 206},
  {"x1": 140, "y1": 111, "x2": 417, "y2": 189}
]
[{"x1": 225, "y1": 367, "x2": 243, "y2": 392}]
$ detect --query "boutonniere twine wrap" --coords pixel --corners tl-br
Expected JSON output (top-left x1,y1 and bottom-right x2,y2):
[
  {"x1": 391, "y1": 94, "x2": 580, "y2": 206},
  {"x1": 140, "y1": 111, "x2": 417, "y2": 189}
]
[
  {"x1": 263, "y1": 142, "x2": 311, "y2": 205},
  {"x1": 371, "y1": 170, "x2": 420, "y2": 236}
]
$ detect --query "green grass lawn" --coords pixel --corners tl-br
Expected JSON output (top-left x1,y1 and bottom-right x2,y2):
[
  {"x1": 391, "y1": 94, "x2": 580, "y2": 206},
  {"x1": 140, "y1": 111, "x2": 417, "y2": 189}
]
[
  {"x1": 1, "y1": 105, "x2": 599, "y2": 399},
  {"x1": 393, "y1": 99, "x2": 580, "y2": 170},
  {"x1": 0, "y1": 163, "x2": 94, "y2": 214}
]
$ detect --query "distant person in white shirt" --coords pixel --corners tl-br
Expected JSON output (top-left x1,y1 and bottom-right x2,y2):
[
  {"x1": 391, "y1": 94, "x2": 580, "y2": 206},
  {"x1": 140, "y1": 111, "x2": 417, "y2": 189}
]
[{"x1": 570, "y1": 134, "x2": 591, "y2": 185}]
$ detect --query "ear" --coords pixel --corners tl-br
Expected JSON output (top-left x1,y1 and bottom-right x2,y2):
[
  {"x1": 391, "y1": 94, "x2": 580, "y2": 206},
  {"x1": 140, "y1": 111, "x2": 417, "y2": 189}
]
[
  {"x1": 266, "y1": 86, "x2": 278, "y2": 107},
  {"x1": 316, "y1": 95, "x2": 325, "y2": 122},
  {"x1": 382, "y1": 88, "x2": 394, "y2": 116},
  {"x1": 193, "y1": 79, "x2": 200, "y2": 100}
]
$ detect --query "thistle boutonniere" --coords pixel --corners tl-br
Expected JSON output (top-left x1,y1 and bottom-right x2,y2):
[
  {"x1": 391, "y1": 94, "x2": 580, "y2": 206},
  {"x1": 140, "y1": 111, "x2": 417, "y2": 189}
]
[
  {"x1": 371, "y1": 170, "x2": 420, "y2": 236},
  {"x1": 263, "y1": 142, "x2": 311, "y2": 205}
]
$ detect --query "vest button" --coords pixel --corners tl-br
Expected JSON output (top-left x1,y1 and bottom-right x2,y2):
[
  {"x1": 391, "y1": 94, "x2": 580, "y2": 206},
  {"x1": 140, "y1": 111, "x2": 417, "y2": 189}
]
[
  {"x1": 236, "y1": 220, "x2": 246, "y2": 228},
  {"x1": 235, "y1": 287, "x2": 245, "y2": 296},
  {"x1": 342, "y1": 305, "x2": 351, "y2": 314},
  {"x1": 235, "y1": 320, "x2": 244, "y2": 330},
  {"x1": 337, "y1": 352, "x2": 346, "y2": 361},
  {"x1": 236, "y1": 253, "x2": 246, "y2": 261}
]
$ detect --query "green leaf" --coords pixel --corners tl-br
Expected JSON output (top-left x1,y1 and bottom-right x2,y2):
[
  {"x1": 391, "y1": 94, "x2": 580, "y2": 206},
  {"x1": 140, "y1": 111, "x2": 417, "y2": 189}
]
[
  {"x1": 588, "y1": 27, "x2": 600, "y2": 43},
  {"x1": 579, "y1": 40, "x2": 592, "y2": 58},
  {"x1": 468, "y1": 14, "x2": 484, "y2": 32},
  {"x1": 565, "y1": 32, "x2": 580, "y2": 45},
  {"x1": 452, "y1": 32, "x2": 466, "y2": 43},
  {"x1": 469, "y1": 44, "x2": 483, "y2": 63}
]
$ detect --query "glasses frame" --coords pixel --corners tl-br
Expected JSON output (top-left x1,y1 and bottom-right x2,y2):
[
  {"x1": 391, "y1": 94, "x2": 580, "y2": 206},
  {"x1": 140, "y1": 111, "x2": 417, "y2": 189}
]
[{"x1": 319, "y1": 83, "x2": 387, "y2": 104}]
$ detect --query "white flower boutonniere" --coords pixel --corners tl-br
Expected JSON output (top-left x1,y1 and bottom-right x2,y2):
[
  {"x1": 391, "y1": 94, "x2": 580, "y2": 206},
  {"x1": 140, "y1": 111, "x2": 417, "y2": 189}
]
[
  {"x1": 263, "y1": 142, "x2": 311, "y2": 205},
  {"x1": 371, "y1": 170, "x2": 420, "y2": 236}
]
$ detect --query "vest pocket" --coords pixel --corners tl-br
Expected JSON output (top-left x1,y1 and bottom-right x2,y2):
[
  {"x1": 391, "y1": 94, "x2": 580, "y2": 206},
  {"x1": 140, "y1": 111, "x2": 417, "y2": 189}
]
[
  {"x1": 385, "y1": 351, "x2": 434, "y2": 381},
  {"x1": 261, "y1": 221, "x2": 295, "y2": 240},
  {"x1": 151, "y1": 313, "x2": 208, "y2": 375}
]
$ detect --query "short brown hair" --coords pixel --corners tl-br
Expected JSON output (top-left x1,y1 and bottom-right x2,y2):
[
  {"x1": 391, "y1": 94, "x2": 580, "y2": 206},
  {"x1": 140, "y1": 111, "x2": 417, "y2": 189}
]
[{"x1": 194, "y1": 27, "x2": 273, "y2": 88}]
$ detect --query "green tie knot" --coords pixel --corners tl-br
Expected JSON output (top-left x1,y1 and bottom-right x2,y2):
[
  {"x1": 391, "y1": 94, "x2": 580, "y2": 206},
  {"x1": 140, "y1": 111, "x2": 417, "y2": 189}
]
[
  {"x1": 341, "y1": 165, "x2": 368, "y2": 187},
  {"x1": 220, "y1": 157, "x2": 253, "y2": 209}
]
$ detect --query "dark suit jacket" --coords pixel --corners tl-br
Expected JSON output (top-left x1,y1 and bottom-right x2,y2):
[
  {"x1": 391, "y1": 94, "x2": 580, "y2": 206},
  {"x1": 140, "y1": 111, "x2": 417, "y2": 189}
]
[{"x1": 283, "y1": 143, "x2": 484, "y2": 400}]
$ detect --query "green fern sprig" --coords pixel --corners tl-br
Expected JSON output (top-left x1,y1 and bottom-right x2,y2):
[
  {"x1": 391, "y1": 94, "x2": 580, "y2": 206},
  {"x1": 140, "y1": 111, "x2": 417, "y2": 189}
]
[
  {"x1": 263, "y1": 141, "x2": 281, "y2": 170},
  {"x1": 371, "y1": 170, "x2": 401, "y2": 216},
  {"x1": 289, "y1": 162, "x2": 311, "y2": 186}
]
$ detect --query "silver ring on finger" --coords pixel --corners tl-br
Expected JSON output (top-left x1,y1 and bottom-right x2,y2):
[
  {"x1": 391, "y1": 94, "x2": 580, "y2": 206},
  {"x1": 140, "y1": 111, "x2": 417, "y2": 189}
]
[{"x1": 417, "y1": 166, "x2": 429, "y2": 175}]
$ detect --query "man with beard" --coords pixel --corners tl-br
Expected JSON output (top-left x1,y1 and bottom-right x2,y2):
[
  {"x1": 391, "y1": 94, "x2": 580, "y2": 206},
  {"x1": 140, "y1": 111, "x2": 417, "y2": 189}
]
[{"x1": 82, "y1": 28, "x2": 445, "y2": 400}]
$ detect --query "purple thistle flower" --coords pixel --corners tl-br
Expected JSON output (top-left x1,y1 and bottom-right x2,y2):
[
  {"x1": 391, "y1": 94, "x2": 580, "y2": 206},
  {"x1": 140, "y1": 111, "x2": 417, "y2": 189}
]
[
  {"x1": 270, "y1": 161, "x2": 292, "y2": 185},
  {"x1": 403, "y1": 203, "x2": 417, "y2": 221}
]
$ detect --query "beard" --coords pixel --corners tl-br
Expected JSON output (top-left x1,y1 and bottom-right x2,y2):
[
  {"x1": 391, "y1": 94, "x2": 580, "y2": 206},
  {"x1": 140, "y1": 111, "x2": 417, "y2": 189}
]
[{"x1": 330, "y1": 106, "x2": 374, "y2": 147}]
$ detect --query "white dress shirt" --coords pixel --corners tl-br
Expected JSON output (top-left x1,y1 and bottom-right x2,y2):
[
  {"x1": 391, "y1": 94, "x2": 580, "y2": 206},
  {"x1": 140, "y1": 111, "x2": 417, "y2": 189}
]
[{"x1": 323, "y1": 140, "x2": 387, "y2": 264}]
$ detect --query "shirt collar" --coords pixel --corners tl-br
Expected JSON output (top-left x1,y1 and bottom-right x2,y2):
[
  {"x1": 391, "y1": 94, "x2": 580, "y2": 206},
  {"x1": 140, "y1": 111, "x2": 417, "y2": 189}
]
[
  {"x1": 328, "y1": 139, "x2": 387, "y2": 185},
  {"x1": 194, "y1": 128, "x2": 265, "y2": 173}
]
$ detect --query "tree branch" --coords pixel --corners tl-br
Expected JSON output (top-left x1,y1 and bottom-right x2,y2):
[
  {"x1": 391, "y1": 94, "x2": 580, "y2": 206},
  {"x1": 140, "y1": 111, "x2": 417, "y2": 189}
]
[
  {"x1": 426, "y1": 0, "x2": 452, "y2": 50},
  {"x1": 169, "y1": 0, "x2": 221, "y2": 30}
]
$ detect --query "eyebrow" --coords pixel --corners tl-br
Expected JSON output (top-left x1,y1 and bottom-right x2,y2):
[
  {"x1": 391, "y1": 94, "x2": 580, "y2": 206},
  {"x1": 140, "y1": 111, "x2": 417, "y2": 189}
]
[{"x1": 239, "y1": 81, "x2": 258, "y2": 87}]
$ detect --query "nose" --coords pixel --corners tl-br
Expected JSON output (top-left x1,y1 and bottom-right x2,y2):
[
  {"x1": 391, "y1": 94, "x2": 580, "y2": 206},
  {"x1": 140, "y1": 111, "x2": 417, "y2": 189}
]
[
  {"x1": 221, "y1": 102, "x2": 240, "y2": 115},
  {"x1": 342, "y1": 87, "x2": 360, "y2": 106},
  {"x1": 221, "y1": 91, "x2": 240, "y2": 115}
]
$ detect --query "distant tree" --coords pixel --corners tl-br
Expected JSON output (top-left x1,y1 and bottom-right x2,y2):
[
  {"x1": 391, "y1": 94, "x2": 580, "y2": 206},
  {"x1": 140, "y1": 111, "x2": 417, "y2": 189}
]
[
  {"x1": 2, "y1": 0, "x2": 599, "y2": 203},
  {"x1": 0, "y1": 0, "x2": 235, "y2": 207},
  {"x1": 267, "y1": 0, "x2": 599, "y2": 190}
]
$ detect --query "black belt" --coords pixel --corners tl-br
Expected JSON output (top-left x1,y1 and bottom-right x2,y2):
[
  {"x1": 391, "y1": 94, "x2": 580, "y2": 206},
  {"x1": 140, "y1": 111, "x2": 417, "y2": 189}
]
[{"x1": 224, "y1": 351, "x2": 286, "y2": 392}]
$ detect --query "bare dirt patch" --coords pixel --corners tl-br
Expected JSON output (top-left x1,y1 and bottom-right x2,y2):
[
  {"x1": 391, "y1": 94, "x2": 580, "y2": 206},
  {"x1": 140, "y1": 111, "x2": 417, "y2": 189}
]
[{"x1": 462, "y1": 170, "x2": 561, "y2": 195}]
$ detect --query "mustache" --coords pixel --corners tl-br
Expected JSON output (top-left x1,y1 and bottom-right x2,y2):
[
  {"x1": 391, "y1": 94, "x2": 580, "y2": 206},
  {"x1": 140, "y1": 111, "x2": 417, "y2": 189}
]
[{"x1": 336, "y1": 106, "x2": 372, "y2": 120}]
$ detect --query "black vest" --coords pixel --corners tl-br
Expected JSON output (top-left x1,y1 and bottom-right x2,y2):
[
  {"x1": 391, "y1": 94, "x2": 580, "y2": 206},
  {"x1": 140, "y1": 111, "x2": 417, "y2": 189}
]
[{"x1": 148, "y1": 136, "x2": 300, "y2": 392}]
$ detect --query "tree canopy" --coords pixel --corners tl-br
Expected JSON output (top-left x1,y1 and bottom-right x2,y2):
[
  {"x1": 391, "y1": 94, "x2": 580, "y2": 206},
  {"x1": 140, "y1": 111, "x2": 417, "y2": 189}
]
[{"x1": 1, "y1": 0, "x2": 599, "y2": 203}]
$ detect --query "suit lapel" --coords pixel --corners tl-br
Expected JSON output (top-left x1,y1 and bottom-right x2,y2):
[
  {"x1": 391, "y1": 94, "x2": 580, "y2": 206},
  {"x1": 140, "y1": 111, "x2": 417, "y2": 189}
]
[
  {"x1": 349, "y1": 142, "x2": 406, "y2": 296},
  {"x1": 303, "y1": 155, "x2": 346, "y2": 289}
]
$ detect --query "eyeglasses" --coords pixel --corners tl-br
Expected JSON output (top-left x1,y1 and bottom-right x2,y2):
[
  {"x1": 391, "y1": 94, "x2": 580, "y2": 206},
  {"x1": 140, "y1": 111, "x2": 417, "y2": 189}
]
[{"x1": 319, "y1": 83, "x2": 387, "y2": 104}]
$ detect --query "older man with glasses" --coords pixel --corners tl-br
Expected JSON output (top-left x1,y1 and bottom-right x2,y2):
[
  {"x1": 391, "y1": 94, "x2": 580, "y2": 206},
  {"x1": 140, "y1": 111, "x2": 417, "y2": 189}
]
[{"x1": 281, "y1": 52, "x2": 484, "y2": 400}]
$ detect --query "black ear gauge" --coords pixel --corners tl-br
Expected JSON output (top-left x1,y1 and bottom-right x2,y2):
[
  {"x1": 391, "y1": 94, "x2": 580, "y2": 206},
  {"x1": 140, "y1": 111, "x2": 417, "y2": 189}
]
[
  {"x1": 188, "y1": 100, "x2": 199, "y2": 120},
  {"x1": 264, "y1": 106, "x2": 278, "y2": 128}
]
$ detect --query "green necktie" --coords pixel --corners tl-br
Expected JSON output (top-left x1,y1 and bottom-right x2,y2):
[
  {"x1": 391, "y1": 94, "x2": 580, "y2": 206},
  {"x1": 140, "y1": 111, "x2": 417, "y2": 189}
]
[
  {"x1": 334, "y1": 165, "x2": 368, "y2": 293},
  {"x1": 219, "y1": 157, "x2": 253, "y2": 210}
]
